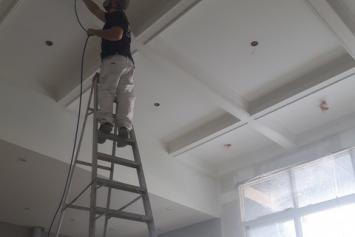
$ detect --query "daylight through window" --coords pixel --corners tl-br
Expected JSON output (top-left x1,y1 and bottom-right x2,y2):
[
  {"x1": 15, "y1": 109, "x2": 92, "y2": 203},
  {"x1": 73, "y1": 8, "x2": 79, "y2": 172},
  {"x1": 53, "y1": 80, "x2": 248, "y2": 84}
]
[{"x1": 239, "y1": 148, "x2": 355, "y2": 237}]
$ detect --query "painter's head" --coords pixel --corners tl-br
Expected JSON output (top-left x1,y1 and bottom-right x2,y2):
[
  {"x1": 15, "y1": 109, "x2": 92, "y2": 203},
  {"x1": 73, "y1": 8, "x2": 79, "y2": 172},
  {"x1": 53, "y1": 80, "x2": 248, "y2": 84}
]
[{"x1": 103, "y1": 0, "x2": 130, "y2": 11}]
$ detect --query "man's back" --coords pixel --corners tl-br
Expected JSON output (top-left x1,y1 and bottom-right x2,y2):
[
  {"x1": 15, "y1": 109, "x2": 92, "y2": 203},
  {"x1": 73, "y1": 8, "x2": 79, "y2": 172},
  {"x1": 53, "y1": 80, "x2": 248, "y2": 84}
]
[{"x1": 101, "y1": 10, "x2": 133, "y2": 62}]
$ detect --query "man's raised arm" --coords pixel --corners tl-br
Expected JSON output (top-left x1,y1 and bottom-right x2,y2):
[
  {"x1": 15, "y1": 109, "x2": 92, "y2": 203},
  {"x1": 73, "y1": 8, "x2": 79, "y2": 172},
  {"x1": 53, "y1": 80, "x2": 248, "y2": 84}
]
[{"x1": 83, "y1": 0, "x2": 106, "y2": 22}]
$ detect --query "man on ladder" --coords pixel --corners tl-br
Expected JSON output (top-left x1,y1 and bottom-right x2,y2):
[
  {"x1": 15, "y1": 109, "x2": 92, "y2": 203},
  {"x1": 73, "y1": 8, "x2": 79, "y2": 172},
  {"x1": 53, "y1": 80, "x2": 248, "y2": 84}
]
[
  {"x1": 83, "y1": 0, "x2": 134, "y2": 146},
  {"x1": 50, "y1": 2, "x2": 157, "y2": 237}
]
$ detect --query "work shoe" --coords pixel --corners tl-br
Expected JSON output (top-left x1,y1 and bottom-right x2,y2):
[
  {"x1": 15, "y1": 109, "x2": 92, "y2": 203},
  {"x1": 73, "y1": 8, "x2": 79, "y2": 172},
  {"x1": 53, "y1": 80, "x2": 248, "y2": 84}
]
[
  {"x1": 98, "y1": 122, "x2": 113, "y2": 144},
  {"x1": 117, "y1": 127, "x2": 129, "y2": 147}
]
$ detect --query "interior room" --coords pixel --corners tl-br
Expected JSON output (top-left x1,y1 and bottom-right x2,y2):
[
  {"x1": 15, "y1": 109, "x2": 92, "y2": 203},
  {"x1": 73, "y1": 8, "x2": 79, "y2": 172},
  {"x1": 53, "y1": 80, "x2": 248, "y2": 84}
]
[{"x1": 1, "y1": 0, "x2": 355, "y2": 236}]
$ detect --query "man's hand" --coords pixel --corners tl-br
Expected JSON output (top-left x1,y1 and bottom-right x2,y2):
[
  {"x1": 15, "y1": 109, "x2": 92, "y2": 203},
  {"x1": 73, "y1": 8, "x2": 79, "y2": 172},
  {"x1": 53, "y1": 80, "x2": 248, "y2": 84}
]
[
  {"x1": 87, "y1": 27, "x2": 123, "y2": 41},
  {"x1": 87, "y1": 28, "x2": 98, "y2": 37},
  {"x1": 83, "y1": 0, "x2": 106, "y2": 22}
]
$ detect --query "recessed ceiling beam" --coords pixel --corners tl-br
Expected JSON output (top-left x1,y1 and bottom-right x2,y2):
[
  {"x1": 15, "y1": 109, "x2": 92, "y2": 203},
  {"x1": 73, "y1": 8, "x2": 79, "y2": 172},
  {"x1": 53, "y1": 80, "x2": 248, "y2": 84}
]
[
  {"x1": 167, "y1": 113, "x2": 242, "y2": 156},
  {"x1": 249, "y1": 53, "x2": 355, "y2": 116},
  {"x1": 145, "y1": 37, "x2": 295, "y2": 151},
  {"x1": 0, "y1": 0, "x2": 20, "y2": 29},
  {"x1": 305, "y1": 0, "x2": 355, "y2": 59},
  {"x1": 58, "y1": 0, "x2": 204, "y2": 106},
  {"x1": 166, "y1": 54, "x2": 355, "y2": 157},
  {"x1": 218, "y1": 109, "x2": 355, "y2": 176}
]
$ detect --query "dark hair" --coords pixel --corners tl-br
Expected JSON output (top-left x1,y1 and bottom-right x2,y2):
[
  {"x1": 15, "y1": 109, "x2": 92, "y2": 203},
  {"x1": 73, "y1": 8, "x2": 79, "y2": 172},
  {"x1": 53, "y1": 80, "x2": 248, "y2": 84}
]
[{"x1": 103, "y1": 0, "x2": 130, "y2": 10}]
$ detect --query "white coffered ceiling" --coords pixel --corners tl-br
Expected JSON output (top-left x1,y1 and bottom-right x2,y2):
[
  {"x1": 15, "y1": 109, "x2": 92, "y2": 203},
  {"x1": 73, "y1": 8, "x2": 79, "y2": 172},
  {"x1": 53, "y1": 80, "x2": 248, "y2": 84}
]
[{"x1": 2, "y1": 0, "x2": 355, "y2": 236}]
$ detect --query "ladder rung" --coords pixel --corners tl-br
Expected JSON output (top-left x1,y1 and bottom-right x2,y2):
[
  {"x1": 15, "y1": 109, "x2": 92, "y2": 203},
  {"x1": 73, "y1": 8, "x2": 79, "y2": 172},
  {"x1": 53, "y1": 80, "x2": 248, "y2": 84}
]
[
  {"x1": 97, "y1": 153, "x2": 140, "y2": 169},
  {"x1": 95, "y1": 207, "x2": 152, "y2": 222},
  {"x1": 96, "y1": 178, "x2": 146, "y2": 194},
  {"x1": 67, "y1": 204, "x2": 91, "y2": 212},
  {"x1": 76, "y1": 160, "x2": 111, "y2": 171},
  {"x1": 100, "y1": 133, "x2": 135, "y2": 145}
]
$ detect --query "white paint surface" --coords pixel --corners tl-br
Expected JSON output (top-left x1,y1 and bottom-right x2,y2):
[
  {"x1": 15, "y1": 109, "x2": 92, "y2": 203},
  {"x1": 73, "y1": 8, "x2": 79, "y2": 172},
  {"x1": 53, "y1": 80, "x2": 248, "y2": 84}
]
[
  {"x1": 219, "y1": 126, "x2": 355, "y2": 237},
  {"x1": 1, "y1": 0, "x2": 355, "y2": 235},
  {"x1": 159, "y1": 0, "x2": 345, "y2": 101},
  {"x1": 0, "y1": 81, "x2": 220, "y2": 219}
]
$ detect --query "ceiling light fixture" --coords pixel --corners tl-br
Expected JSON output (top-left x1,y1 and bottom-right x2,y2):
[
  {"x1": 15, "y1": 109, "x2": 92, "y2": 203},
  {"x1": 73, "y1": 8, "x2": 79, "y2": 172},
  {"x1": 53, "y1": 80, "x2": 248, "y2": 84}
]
[
  {"x1": 45, "y1": 40, "x2": 54, "y2": 46},
  {"x1": 251, "y1": 41, "x2": 259, "y2": 47}
]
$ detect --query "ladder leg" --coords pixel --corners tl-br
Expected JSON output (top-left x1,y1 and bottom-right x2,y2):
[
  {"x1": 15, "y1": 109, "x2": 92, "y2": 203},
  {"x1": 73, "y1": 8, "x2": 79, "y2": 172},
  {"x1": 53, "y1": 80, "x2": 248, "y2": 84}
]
[
  {"x1": 131, "y1": 129, "x2": 157, "y2": 237},
  {"x1": 103, "y1": 102, "x2": 119, "y2": 237},
  {"x1": 54, "y1": 75, "x2": 157, "y2": 237},
  {"x1": 89, "y1": 78, "x2": 99, "y2": 237},
  {"x1": 54, "y1": 80, "x2": 95, "y2": 237}
]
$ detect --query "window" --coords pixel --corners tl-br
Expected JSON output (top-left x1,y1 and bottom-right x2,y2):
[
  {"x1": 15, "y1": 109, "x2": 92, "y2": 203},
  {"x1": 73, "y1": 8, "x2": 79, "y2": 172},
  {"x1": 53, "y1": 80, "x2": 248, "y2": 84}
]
[
  {"x1": 239, "y1": 148, "x2": 355, "y2": 237},
  {"x1": 247, "y1": 220, "x2": 296, "y2": 237}
]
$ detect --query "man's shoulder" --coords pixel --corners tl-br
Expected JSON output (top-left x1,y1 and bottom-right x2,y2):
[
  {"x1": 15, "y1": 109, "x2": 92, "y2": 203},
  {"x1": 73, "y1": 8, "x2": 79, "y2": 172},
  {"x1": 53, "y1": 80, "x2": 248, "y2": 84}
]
[
  {"x1": 110, "y1": 10, "x2": 126, "y2": 18},
  {"x1": 108, "y1": 10, "x2": 128, "y2": 23}
]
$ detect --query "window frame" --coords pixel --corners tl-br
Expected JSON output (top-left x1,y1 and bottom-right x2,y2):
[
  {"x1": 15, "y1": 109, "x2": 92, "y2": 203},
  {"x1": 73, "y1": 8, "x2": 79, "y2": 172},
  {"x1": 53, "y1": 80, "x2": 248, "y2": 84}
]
[{"x1": 239, "y1": 148, "x2": 355, "y2": 237}]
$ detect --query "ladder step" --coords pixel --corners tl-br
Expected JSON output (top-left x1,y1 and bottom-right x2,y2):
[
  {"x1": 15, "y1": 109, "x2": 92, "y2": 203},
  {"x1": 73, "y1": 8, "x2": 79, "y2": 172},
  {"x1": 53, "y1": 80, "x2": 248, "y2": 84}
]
[
  {"x1": 99, "y1": 133, "x2": 135, "y2": 145},
  {"x1": 97, "y1": 153, "x2": 140, "y2": 169},
  {"x1": 96, "y1": 178, "x2": 146, "y2": 194},
  {"x1": 76, "y1": 160, "x2": 111, "y2": 171},
  {"x1": 95, "y1": 207, "x2": 152, "y2": 222}
]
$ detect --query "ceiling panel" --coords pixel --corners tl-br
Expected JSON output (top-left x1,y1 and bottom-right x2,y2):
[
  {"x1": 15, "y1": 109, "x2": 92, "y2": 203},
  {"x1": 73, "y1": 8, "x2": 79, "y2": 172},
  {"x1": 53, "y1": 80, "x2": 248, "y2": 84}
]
[
  {"x1": 328, "y1": 0, "x2": 355, "y2": 34},
  {"x1": 184, "y1": 125, "x2": 279, "y2": 168},
  {"x1": 132, "y1": 52, "x2": 226, "y2": 142},
  {"x1": 257, "y1": 76, "x2": 355, "y2": 137},
  {"x1": 158, "y1": 0, "x2": 346, "y2": 101},
  {"x1": 0, "y1": 0, "x2": 182, "y2": 98}
]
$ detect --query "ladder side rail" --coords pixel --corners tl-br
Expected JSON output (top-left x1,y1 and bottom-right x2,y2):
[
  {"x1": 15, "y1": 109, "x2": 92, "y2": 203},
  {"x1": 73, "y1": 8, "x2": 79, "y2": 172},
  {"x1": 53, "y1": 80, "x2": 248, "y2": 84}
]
[
  {"x1": 54, "y1": 77, "x2": 95, "y2": 237},
  {"x1": 131, "y1": 129, "x2": 157, "y2": 237},
  {"x1": 103, "y1": 102, "x2": 119, "y2": 237},
  {"x1": 89, "y1": 77, "x2": 99, "y2": 237}
]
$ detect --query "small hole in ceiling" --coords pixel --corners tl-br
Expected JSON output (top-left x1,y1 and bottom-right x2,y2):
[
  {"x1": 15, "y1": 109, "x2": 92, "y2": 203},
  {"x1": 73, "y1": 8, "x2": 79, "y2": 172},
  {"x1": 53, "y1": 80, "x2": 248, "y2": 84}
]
[
  {"x1": 154, "y1": 102, "x2": 160, "y2": 107},
  {"x1": 45, "y1": 40, "x2": 54, "y2": 46},
  {"x1": 320, "y1": 100, "x2": 329, "y2": 112},
  {"x1": 224, "y1": 144, "x2": 232, "y2": 149},
  {"x1": 24, "y1": 208, "x2": 31, "y2": 211},
  {"x1": 18, "y1": 157, "x2": 27, "y2": 162},
  {"x1": 250, "y1": 41, "x2": 259, "y2": 47}
]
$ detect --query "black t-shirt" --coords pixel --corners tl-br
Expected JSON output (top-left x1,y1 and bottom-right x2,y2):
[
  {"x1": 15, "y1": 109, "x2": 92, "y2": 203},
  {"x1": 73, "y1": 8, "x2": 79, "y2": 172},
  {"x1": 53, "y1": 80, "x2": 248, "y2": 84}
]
[{"x1": 101, "y1": 10, "x2": 133, "y2": 62}]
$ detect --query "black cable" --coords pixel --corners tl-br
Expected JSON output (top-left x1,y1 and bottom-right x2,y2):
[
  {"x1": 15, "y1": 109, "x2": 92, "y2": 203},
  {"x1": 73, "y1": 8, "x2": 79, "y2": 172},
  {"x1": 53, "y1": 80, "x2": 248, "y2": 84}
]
[
  {"x1": 75, "y1": 0, "x2": 87, "y2": 32},
  {"x1": 47, "y1": 0, "x2": 89, "y2": 236}
]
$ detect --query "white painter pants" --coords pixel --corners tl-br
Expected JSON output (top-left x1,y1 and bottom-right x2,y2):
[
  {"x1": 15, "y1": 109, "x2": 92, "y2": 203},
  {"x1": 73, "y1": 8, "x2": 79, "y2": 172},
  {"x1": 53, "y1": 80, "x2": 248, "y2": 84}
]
[{"x1": 98, "y1": 55, "x2": 135, "y2": 130}]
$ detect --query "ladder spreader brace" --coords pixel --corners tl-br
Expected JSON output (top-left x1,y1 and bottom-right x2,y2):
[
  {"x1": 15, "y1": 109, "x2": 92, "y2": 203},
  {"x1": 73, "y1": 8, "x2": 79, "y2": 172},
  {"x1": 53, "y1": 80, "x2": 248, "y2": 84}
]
[{"x1": 54, "y1": 74, "x2": 157, "y2": 237}]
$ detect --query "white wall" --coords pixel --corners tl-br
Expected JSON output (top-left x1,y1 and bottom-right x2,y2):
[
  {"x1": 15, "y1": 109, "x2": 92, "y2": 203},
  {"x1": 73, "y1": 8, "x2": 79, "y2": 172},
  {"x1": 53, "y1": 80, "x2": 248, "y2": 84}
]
[
  {"x1": 0, "y1": 222, "x2": 70, "y2": 237},
  {"x1": 159, "y1": 219, "x2": 222, "y2": 237},
  {"x1": 219, "y1": 125, "x2": 355, "y2": 237},
  {"x1": 0, "y1": 82, "x2": 219, "y2": 217},
  {"x1": 0, "y1": 222, "x2": 31, "y2": 237}
]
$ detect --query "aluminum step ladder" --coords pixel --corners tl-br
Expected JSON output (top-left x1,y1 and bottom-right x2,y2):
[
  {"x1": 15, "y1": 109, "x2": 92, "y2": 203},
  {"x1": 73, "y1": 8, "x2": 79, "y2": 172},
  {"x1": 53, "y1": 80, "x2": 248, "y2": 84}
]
[{"x1": 54, "y1": 74, "x2": 157, "y2": 237}]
